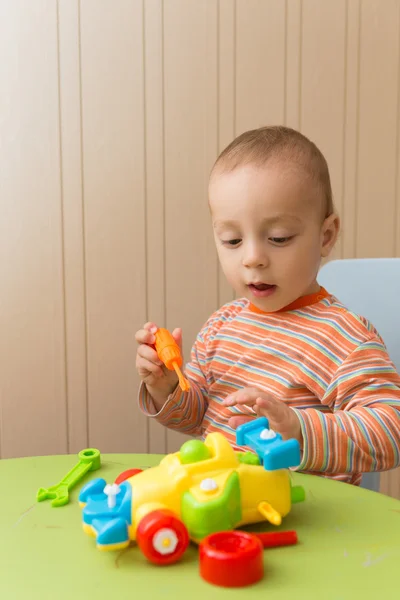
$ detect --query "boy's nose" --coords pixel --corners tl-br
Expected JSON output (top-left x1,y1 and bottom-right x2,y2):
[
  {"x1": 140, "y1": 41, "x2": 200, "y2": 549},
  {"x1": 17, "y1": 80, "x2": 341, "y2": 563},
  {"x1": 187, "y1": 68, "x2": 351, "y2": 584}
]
[{"x1": 242, "y1": 244, "x2": 269, "y2": 269}]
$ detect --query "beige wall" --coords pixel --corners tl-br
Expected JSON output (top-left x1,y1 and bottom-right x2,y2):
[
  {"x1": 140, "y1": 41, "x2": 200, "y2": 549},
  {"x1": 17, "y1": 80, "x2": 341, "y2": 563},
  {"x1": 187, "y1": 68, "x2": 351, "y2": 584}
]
[{"x1": 1, "y1": 0, "x2": 400, "y2": 495}]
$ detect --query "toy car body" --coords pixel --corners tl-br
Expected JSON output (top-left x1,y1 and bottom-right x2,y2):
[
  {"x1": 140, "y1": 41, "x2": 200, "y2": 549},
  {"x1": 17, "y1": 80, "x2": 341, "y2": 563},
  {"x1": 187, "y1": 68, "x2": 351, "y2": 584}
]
[{"x1": 79, "y1": 417, "x2": 305, "y2": 564}]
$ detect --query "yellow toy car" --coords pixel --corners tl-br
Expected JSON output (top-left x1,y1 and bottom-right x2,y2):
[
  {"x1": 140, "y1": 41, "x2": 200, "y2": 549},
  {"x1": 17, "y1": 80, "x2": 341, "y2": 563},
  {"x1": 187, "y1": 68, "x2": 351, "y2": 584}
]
[{"x1": 79, "y1": 417, "x2": 305, "y2": 565}]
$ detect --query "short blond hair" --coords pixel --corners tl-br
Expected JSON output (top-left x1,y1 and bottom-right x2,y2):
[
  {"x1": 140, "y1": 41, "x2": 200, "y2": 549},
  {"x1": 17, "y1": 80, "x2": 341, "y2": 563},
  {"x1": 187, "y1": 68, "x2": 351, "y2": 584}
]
[{"x1": 211, "y1": 126, "x2": 334, "y2": 217}]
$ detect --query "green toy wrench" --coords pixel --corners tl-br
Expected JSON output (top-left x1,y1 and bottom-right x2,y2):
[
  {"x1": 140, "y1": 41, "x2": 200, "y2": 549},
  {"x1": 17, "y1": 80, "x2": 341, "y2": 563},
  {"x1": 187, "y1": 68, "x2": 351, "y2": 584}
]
[{"x1": 37, "y1": 448, "x2": 101, "y2": 507}]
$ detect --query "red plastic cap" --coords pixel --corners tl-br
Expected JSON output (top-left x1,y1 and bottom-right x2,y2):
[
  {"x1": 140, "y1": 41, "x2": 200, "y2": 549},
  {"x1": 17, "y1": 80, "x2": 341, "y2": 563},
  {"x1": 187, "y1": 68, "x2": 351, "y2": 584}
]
[
  {"x1": 199, "y1": 531, "x2": 264, "y2": 587},
  {"x1": 115, "y1": 468, "x2": 142, "y2": 485}
]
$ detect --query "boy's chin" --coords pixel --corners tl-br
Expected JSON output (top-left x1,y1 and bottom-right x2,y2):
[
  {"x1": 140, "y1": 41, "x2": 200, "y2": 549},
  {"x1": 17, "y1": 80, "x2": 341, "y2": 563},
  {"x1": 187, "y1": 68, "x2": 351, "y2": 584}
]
[{"x1": 244, "y1": 290, "x2": 286, "y2": 313}]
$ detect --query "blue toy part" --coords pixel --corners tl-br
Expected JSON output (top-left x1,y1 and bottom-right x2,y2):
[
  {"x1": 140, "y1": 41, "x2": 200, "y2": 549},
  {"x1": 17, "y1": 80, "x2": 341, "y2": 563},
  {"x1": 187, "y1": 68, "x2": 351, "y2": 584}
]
[
  {"x1": 94, "y1": 517, "x2": 130, "y2": 547},
  {"x1": 79, "y1": 477, "x2": 106, "y2": 503},
  {"x1": 236, "y1": 417, "x2": 301, "y2": 471},
  {"x1": 79, "y1": 479, "x2": 133, "y2": 549}
]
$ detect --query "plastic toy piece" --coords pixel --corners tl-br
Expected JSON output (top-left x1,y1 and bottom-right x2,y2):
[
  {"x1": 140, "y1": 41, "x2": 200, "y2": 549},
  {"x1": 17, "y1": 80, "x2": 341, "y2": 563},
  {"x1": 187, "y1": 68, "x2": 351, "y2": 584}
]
[
  {"x1": 199, "y1": 530, "x2": 298, "y2": 587},
  {"x1": 79, "y1": 422, "x2": 305, "y2": 559},
  {"x1": 253, "y1": 530, "x2": 298, "y2": 548},
  {"x1": 236, "y1": 416, "x2": 301, "y2": 471},
  {"x1": 257, "y1": 501, "x2": 282, "y2": 525},
  {"x1": 199, "y1": 529, "x2": 299, "y2": 587},
  {"x1": 199, "y1": 531, "x2": 264, "y2": 587},
  {"x1": 179, "y1": 439, "x2": 211, "y2": 464},
  {"x1": 80, "y1": 479, "x2": 132, "y2": 551},
  {"x1": 136, "y1": 509, "x2": 189, "y2": 565},
  {"x1": 115, "y1": 468, "x2": 143, "y2": 485},
  {"x1": 37, "y1": 448, "x2": 101, "y2": 507},
  {"x1": 104, "y1": 483, "x2": 121, "y2": 508},
  {"x1": 154, "y1": 328, "x2": 190, "y2": 391}
]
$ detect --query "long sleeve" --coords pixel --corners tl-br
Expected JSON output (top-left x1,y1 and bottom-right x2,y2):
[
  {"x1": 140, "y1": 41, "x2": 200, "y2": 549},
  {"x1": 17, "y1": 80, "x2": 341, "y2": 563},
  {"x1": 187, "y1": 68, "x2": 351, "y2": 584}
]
[
  {"x1": 138, "y1": 328, "x2": 210, "y2": 436},
  {"x1": 293, "y1": 337, "x2": 400, "y2": 474}
]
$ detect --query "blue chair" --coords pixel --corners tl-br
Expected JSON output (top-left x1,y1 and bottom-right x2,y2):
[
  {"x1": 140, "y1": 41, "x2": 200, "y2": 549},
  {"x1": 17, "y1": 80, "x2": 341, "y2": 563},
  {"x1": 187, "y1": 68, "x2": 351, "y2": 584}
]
[{"x1": 318, "y1": 258, "x2": 400, "y2": 492}]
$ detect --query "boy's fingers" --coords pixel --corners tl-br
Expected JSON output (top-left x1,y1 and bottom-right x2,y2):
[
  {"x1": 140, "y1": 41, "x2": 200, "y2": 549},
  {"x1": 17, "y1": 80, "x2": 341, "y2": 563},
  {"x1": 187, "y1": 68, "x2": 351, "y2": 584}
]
[
  {"x1": 137, "y1": 344, "x2": 163, "y2": 365},
  {"x1": 135, "y1": 329, "x2": 155, "y2": 345},
  {"x1": 136, "y1": 358, "x2": 164, "y2": 378},
  {"x1": 228, "y1": 415, "x2": 254, "y2": 429},
  {"x1": 256, "y1": 396, "x2": 286, "y2": 423},
  {"x1": 144, "y1": 322, "x2": 158, "y2": 332},
  {"x1": 171, "y1": 327, "x2": 183, "y2": 349},
  {"x1": 224, "y1": 388, "x2": 263, "y2": 406}
]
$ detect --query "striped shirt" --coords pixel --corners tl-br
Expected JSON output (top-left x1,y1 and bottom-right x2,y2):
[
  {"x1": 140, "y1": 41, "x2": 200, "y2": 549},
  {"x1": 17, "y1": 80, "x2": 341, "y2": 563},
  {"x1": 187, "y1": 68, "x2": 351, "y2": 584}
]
[{"x1": 139, "y1": 288, "x2": 400, "y2": 485}]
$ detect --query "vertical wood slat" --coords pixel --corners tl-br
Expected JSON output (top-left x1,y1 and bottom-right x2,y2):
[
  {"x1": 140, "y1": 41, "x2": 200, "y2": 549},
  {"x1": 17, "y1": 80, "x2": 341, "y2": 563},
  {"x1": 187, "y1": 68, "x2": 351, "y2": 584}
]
[
  {"x1": 0, "y1": 0, "x2": 67, "y2": 458},
  {"x1": 235, "y1": 0, "x2": 286, "y2": 134},
  {"x1": 395, "y1": 0, "x2": 400, "y2": 259},
  {"x1": 80, "y1": 0, "x2": 148, "y2": 453},
  {"x1": 144, "y1": 0, "x2": 167, "y2": 455},
  {"x1": 356, "y1": 0, "x2": 399, "y2": 258},
  {"x1": 381, "y1": 468, "x2": 400, "y2": 498},
  {"x1": 285, "y1": 0, "x2": 302, "y2": 131},
  {"x1": 217, "y1": 0, "x2": 236, "y2": 308},
  {"x1": 58, "y1": 0, "x2": 88, "y2": 453},
  {"x1": 301, "y1": 0, "x2": 347, "y2": 260},
  {"x1": 163, "y1": 0, "x2": 219, "y2": 452},
  {"x1": 342, "y1": 0, "x2": 361, "y2": 259}
]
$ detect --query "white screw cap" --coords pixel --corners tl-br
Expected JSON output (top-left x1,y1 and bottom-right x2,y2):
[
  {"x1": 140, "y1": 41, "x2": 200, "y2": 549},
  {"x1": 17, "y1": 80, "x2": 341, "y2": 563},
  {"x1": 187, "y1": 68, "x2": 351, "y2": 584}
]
[
  {"x1": 200, "y1": 478, "x2": 218, "y2": 492},
  {"x1": 260, "y1": 428, "x2": 277, "y2": 440},
  {"x1": 104, "y1": 483, "x2": 121, "y2": 508}
]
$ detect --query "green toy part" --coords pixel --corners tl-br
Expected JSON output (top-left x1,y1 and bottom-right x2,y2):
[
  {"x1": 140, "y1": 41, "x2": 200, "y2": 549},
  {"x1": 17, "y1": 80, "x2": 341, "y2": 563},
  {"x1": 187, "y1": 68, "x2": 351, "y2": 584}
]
[
  {"x1": 179, "y1": 440, "x2": 211, "y2": 464},
  {"x1": 36, "y1": 448, "x2": 101, "y2": 507},
  {"x1": 181, "y1": 472, "x2": 242, "y2": 540},
  {"x1": 237, "y1": 451, "x2": 261, "y2": 466},
  {"x1": 290, "y1": 484, "x2": 305, "y2": 504}
]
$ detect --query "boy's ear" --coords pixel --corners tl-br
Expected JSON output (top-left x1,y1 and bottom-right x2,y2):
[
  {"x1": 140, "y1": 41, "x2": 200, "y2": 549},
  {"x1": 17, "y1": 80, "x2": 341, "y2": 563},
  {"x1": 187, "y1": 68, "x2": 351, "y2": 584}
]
[{"x1": 321, "y1": 213, "x2": 340, "y2": 257}]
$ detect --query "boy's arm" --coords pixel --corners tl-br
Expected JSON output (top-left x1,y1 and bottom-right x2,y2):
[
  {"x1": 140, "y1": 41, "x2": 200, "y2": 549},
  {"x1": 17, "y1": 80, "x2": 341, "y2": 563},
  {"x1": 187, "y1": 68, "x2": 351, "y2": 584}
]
[
  {"x1": 292, "y1": 337, "x2": 400, "y2": 473},
  {"x1": 138, "y1": 330, "x2": 209, "y2": 437}
]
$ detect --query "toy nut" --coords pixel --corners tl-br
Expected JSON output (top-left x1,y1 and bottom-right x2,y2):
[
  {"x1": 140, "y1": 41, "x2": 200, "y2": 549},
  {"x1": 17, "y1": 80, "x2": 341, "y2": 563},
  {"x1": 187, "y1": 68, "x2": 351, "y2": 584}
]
[{"x1": 199, "y1": 531, "x2": 264, "y2": 587}]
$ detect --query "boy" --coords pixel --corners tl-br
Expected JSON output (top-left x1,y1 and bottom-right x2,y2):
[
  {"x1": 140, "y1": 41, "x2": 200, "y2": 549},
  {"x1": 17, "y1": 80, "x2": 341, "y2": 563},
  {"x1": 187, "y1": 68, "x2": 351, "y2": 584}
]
[{"x1": 135, "y1": 126, "x2": 400, "y2": 486}]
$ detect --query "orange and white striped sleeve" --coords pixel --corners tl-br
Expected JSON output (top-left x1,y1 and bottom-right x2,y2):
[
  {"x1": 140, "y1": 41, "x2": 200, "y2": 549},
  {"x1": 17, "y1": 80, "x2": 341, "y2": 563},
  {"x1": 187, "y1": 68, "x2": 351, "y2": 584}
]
[{"x1": 293, "y1": 337, "x2": 400, "y2": 474}]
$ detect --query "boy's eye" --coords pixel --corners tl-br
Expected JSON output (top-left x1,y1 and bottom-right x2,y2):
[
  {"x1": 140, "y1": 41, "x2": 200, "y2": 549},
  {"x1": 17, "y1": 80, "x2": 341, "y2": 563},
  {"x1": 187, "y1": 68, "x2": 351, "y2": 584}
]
[
  {"x1": 269, "y1": 236, "x2": 292, "y2": 245},
  {"x1": 222, "y1": 239, "x2": 242, "y2": 246}
]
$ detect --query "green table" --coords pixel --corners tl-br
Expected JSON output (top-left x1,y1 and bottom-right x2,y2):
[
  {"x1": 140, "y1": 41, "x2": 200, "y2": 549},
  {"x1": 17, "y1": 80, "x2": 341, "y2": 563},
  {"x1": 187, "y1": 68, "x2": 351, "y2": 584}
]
[{"x1": 1, "y1": 453, "x2": 400, "y2": 599}]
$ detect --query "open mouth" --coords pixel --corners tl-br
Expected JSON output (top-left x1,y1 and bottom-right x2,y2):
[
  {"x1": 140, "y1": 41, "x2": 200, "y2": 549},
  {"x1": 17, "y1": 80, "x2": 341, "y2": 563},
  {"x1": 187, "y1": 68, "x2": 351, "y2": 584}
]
[{"x1": 248, "y1": 283, "x2": 277, "y2": 298}]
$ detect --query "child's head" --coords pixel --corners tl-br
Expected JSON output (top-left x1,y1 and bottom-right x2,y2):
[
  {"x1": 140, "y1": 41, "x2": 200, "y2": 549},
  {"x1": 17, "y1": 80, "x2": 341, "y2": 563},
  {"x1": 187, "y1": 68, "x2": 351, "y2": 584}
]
[{"x1": 208, "y1": 126, "x2": 339, "y2": 312}]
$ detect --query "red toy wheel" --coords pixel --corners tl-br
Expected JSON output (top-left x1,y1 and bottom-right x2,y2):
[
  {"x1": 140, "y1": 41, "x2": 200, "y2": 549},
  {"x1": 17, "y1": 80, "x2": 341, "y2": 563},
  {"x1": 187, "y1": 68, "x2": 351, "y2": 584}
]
[
  {"x1": 136, "y1": 510, "x2": 189, "y2": 565},
  {"x1": 115, "y1": 468, "x2": 142, "y2": 485},
  {"x1": 199, "y1": 531, "x2": 264, "y2": 587}
]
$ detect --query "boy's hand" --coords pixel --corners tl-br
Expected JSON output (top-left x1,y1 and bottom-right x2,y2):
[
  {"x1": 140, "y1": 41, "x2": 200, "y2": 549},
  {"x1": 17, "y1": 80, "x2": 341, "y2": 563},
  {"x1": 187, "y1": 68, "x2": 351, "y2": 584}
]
[
  {"x1": 223, "y1": 387, "x2": 303, "y2": 447},
  {"x1": 135, "y1": 322, "x2": 182, "y2": 400}
]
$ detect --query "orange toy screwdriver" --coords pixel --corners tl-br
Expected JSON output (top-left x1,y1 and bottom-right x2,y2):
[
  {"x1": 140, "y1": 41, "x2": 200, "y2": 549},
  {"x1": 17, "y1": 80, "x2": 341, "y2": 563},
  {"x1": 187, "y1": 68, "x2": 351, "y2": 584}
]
[{"x1": 154, "y1": 328, "x2": 190, "y2": 392}]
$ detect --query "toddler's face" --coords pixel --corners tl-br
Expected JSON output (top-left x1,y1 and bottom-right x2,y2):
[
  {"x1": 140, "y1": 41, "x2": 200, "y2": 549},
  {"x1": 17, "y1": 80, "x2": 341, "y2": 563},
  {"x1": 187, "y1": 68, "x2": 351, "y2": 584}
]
[{"x1": 209, "y1": 162, "x2": 338, "y2": 312}]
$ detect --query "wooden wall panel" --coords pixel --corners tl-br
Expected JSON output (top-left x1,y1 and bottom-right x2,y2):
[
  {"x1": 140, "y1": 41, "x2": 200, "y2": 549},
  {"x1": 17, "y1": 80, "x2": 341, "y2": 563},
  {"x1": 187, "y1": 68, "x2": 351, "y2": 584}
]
[
  {"x1": 381, "y1": 468, "x2": 400, "y2": 498},
  {"x1": 2, "y1": 0, "x2": 400, "y2": 499},
  {"x1": 162, "y1": 0, "x2": 219, "y2": 452},
  {"x1": 79, "y1": 0, "x2": 147, "y2": 453},
  {"x1": 0, "y1": 0, "x2": 68, "y2": 458},
  {"x1": 285, "y1": 0, "x2": 302, "y2": 130},
  {"x1": 356, "y1": 0, "x2": 400, "y2": 257},
  {"x1": 144, "y1": 0, "x2": 168, "y2": 454},
  {"x1": 217, "y1": 0, "x2": 236, "y2": 307},
  {"x1": 301, "y1": 0, "x2": 347, "y2": 260},
  {"x1": 58, "y1": 0, "x2": 88, "y2": 453},
  {"x1": 342, "y1": 0, "x2": 361, "y2": 259},
  {"x1": 235, "y1": 0, "x2": 286, "y2": 133}
]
